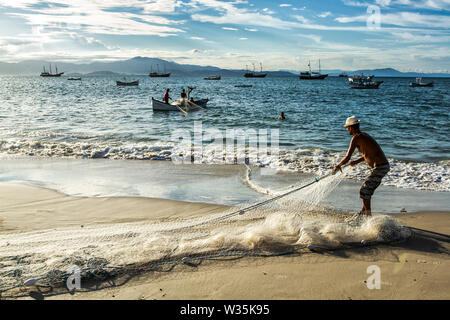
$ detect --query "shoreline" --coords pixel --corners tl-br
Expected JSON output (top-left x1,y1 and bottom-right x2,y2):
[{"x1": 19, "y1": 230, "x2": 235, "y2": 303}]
[
  {"x1": 0, "y1": 182, "x2": 448, "y2": 300},
  {"x1": 0, "y1": 158, "x2": 449, "y2": 212}
]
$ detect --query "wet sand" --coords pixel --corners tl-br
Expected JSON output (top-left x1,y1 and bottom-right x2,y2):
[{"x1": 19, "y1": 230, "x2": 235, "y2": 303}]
[{"x1": 0, "y1": 183, "x2": 448, "y2": 300}]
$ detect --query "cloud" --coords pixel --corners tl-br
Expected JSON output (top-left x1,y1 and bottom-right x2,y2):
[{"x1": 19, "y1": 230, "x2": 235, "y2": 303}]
[
  {"x1": 222, "y1": 27, "x2": 239, "y2": 31},
  {"x1": 190, "y1": 0, "x2": 306, "y2": 30},
  {"x1": 280, "y1": 4, "x2": 292, "y2": 7},
  {"x1": 343, "y1": 0, "x2": 450, "y2": 10},
  {"x1": 318, "y1": 11, "x2": 332, "y2": 18},
  {"x1": 375, "y1": 0, "x2": 391, "y2": 6},
  {"x1": 1, "y1": 0, "x2": 186, "y2": 37},
  {"x1": 341, "y1": 0, "x2": 371, "y2": 7},
  {"x1": 297, "y1": 34, "x2": 322, "y2": 43},
  {"x1": 392, "y1": 0, "x2": 450, "y2": 10},
  {"x1": 262, "y1": 8, "x2": 276, "y2": 15},
  {"x1": 336, "y1": 12, "x2": 450, "y2": 28},
  {"x1": 293, "y1": 15, "x2": 310, "y2": 24}
]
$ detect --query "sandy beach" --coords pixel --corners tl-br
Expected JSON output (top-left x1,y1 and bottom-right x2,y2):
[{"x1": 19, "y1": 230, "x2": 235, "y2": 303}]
[{"x1": 1, "y1": 183, "x2": 448, "y2": 300}]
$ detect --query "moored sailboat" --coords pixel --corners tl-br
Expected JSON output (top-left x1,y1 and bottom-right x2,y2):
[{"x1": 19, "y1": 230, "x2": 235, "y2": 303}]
[
  {"x1": 40, "y1": 64, "x2": 64, "y2": 77},
  {"x1": 244, "y1": 63, "x2": 267, "y2": 78},
  {"x1": 149, "y1": 64, "x2": 171, "y2": 77},
  {"x1": 299, "y1": 60, "x2": 328, "y2": 80}
]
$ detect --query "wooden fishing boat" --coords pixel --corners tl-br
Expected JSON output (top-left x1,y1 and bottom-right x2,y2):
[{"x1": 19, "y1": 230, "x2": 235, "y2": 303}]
[
  {"x1": 149, "y1": 64, "x2": 171, "y2": 77},
  {"x1": 348, "y1": 74, "x2": 382, "y2": 89},
  {"x1": 204, "y1": 75, "x2": 221, "y2": 80},
  {"x1": 149, "y1": 72, "x2": 171, "y2": 78},
  {"x1": 244, "y1": 63, "x2": 267, "y2": 78},
  {"x1": 40, "y1": 64, "x2": 64, "y2": 77},
  {"x1": 299, "y1": 60, "x2": 328, "y2": 80},
  {"x1": 116, "y1": 80, "x2": 139, "y2": 86},
  {"x1": 350, "y1": 81, "x2": 383, "y2": 89},
  {"x1": 152, "y1": 97, "x2": 208, "y2": 111},
  {"x1": 409, "y1": 78, "x2": 433, "y2": 87},
  {"x1": 68, "y1": 77, "x2": 81, "y2": 81}
]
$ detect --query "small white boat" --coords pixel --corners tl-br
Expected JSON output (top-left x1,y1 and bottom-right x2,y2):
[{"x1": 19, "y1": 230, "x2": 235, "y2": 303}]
[{"x1": 152, "y1": 98, "x2": 208, "y2": 112}]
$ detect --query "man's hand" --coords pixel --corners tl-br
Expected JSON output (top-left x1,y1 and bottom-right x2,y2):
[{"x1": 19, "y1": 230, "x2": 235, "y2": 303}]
[{"x1": 333, "y1": 165, "x2": 342, "y2": 175}]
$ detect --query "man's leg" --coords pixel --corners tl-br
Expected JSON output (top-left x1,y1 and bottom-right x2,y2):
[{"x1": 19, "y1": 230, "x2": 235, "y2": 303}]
[
  {"x1": 362, "y1": 199, "x2": 371, "y2": 216},
  {"x1": 359, "y1": 164, "x2": 390, "y2": 216}
]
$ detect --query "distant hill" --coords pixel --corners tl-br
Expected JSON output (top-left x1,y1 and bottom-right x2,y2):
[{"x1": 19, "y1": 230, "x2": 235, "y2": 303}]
[
  {"x1": 0, "y1": 57, "x2": 448, "y2": 77},
  {"x1": 324, "y1": 68, "x2": 449, "y2": 78}
]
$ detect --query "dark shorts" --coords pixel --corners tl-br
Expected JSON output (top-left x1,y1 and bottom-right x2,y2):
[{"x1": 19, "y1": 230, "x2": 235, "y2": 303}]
[{"x1": 360, "y1": 163, "x2": 390, "y2": 200}]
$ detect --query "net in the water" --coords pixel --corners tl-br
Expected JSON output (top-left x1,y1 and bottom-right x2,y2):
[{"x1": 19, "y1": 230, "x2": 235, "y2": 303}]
[{"x1": 0, "y1": 167, "x2": 412, "y2": 297}]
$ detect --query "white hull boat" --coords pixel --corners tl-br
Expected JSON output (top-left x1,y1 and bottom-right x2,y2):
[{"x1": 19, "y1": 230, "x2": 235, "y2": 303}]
[{"x1": 152, "y1": 98, "x2": 208, "y2": 112}]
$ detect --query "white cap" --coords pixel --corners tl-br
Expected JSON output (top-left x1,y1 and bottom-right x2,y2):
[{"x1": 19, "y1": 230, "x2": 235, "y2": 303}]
[{"x1": 344, "y1": 115, "x2": 360, "y2": 127}]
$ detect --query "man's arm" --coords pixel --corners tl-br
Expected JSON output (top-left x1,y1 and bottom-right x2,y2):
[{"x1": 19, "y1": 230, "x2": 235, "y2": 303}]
[
  {"x1": 349, "y1": 157, "x2": 364, "y2": 166},
  {"x1": 333, "y1": 136, "x2": 358, "y2": 173}
]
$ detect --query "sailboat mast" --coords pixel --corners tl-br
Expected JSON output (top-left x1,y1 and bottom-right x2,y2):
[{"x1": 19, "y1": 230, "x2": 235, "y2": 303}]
[
  {"x1": 49, "y1": 63, "x2": 52, "y2": 74},
  {"x1": 308, "y1": 60, "x2": 311, "y2": 73},
  {"x1": 319, "y1": 59, "x2": 321, "y2": 73},
  {"x1": 260, "y1": 62, "x2": 262, "y2": 72}
]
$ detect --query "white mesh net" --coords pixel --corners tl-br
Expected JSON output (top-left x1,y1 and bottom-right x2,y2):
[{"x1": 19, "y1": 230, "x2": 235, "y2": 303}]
[{"x1": 0, "y1": 166, "x2": 412, "y2": 297}]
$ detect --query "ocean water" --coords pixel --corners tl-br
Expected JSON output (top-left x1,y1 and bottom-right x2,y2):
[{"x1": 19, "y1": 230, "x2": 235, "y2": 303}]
[
  {"x1": 0, "y1": 75, "x2": 445, "y2": 294},
  {"x1": 0, "y1": 75, "x2": 448, "y2": 192}
]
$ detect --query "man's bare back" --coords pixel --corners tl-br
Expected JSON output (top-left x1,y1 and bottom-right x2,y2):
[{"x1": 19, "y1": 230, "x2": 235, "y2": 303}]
[{"x1": 352, "y1": 132, "x2": 388, "y2": 168}]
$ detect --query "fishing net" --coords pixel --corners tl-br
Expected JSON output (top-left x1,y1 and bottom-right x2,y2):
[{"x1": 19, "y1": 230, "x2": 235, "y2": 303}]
[{"x1": 0, "y1": 166, "x2": 412, "y2": 298}]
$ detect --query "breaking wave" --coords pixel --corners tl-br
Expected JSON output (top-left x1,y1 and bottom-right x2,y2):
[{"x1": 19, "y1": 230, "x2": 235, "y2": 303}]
[{"x1": 0, "y1": 139, "x2": 448, "y2": 192}]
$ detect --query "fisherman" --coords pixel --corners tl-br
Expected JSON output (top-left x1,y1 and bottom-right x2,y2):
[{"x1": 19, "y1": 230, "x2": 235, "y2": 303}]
[
  {"x1": 163, "y1": 88, "x2": 171, "y2": 104},
  {"x1": 333, "y1": 116, "x2": 390, "y2": 219},
  {"x1": 278, "y1": 112, "x2": 286, "y2": 120},
  {"x1": 181, "y1": 88, "x2": 187, "y2": 99}
]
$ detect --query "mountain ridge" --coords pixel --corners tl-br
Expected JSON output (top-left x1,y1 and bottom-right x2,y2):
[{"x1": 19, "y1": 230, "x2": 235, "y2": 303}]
[{"x1": 0, "y1": 57, "x2": 448, "y2": 77}]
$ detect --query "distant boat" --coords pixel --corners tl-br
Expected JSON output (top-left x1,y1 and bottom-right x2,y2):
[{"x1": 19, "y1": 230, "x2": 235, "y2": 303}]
[
  {"x1": 117, "y1": 80, "x2": 139, "y2": 86},
  {"x1": 149, "y1": 64, "x2": 171, "y2": 78},
  {"x1": 299, "y1": 60, "x2": 328, "y2": 80},
  {"x1": 349, "y1": 74, "x2": 374, "y2": 82},
  {"x1": 235, "y1": 84, "x2": 253, "y2": 88},
  {"x1": 339, "y1": 72, "x2": 348, "y2": 78},
  {"x1": 349, "y1": 74, "x2": 383, "y2": 89},
  {"x1": 40, "y1": 64, "x2": 64, "y2": 77},
  {"x1": 204, "y1": 75, "x2": 221, "y2": 80},
  {"x1": 409, "y1": 77, "x2": 433, "y2": 87},
  {"x1": 68, "y1": 77, "x2": 81, "y2": 81},
  {"x1": 244, "y1": 63, "x2": 267, "y2": 78}
]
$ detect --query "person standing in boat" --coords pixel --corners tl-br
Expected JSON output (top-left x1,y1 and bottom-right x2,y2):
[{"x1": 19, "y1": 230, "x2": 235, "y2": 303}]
[
  {"x1": 333, "y1": 116, "x2": 390, "y2": 220},
  {"x1": 180, "y1": 88, "x2": 187, "y2": 99},
  {"x1": 163, "y1": 88, "x2": 171, "y2": 104},
  {"x1": 278, "y1": 112, "x2": 286, "y2": 120}
]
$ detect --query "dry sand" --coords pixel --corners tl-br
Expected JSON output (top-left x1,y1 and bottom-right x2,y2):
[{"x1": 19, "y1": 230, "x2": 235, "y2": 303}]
[{"x1": 0, "y1": 183, "x2": 448, "y2": 300}]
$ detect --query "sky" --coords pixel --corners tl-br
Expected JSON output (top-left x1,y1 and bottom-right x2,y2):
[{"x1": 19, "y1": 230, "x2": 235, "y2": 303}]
[{"x1": 0, "y1": 0, "x2": 449, "y2": 72}]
